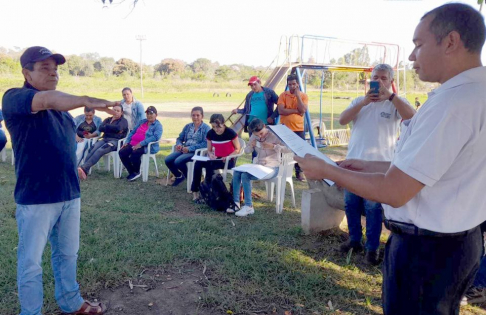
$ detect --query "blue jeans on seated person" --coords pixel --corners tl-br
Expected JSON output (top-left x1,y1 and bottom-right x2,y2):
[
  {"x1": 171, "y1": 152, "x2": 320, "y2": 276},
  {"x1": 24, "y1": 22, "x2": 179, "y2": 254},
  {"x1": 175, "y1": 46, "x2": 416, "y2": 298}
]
[
  {"x1": 164, "y1": 151, "x2": 194, "y2": 178},
  {"x1": 0, "y1": 129, "x2": 7, "y2": 152},
  {"x1": 344, "y1": 189, "x2": 383, "y2": 251},
  {"x1": 17, "y1": 198, "x2": 84, "y2": 315},
  {"x1": 232, "y1": 167, "x2": 278, "y2": 207}
]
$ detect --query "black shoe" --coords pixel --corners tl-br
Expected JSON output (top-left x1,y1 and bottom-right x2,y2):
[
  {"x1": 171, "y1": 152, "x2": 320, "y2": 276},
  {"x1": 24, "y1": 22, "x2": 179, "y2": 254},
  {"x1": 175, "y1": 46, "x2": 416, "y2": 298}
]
[
  {"x1": 127, "y1": 172, "x2": 141, "y2": 182},
  {"x1": 462, "y1": 286, "x2": 486, "y2": 305},
  {"x1": 339, "y1": 240, "x2": 363, "y2": 253},
  {"x1": 365, "y1": 249, "x2": 380, "y2": 266},
  {"x1": 172, "y1": 175, "x2": 185, "y2": 187}
]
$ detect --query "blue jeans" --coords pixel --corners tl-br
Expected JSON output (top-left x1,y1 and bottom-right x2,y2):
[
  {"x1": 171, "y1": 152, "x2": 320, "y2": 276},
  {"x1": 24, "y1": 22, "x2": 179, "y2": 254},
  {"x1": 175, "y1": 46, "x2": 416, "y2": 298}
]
[
  {"x1": 344, "y1": 190, "x2": 383, "y2": 251},
  {"x1": 232, "y1": 168, "x2": 278, "y2": 206},
  {"x1": 0, "y1": 129, "x2": 7, "y2": 152},
  {"x1": 165, "y1": 151, "x2": 194, "y2": 178},
  {"x1": 16, "y1": 199, "x2": 84, "y2": 315},
  {"x1": 80, "y1": 139, "x2": 117, "y2": 173}
]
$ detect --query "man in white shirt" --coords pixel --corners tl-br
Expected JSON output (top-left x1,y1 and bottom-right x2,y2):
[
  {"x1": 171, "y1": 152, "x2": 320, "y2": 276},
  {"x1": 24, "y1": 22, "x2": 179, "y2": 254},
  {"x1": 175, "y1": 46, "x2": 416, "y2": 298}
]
[
  {"x1": 295, "y1": 3, "x2": 486, "y2": 314},
  {"x1": 338, "y1": 64, "x2": 415, "y2": 265}
]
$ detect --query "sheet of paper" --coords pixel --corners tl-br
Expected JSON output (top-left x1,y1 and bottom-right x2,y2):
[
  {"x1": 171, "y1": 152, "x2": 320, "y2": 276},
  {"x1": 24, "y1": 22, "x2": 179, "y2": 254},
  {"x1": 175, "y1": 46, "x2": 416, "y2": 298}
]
[
  {"x1": 191, "y1": 155, "x2": 211, "y2": 162},
  {"x1": 232, "y1": 164, "x2": 276, "y2": 180},
  {"x1": 268, "y1": 125, "x2": 335, "y2": 186}
]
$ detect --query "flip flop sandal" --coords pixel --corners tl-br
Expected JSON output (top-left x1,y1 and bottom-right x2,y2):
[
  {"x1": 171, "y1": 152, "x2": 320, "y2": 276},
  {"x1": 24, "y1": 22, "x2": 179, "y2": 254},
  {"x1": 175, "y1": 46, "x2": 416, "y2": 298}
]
[{"x1": 68, "y1": 300, "x2": 108, "y2": 315}]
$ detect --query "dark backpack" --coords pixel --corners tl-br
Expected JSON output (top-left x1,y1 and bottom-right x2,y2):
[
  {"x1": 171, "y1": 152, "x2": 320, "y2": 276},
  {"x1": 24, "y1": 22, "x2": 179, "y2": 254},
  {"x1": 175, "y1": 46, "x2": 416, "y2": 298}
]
[{"x1": 200, "y1": 174, "x2": 236, "y2": 211}]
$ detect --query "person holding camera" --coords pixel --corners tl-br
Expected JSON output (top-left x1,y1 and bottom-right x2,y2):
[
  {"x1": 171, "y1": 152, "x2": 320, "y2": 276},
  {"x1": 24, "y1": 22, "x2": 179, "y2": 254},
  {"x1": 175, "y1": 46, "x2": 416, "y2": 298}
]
[
  {"x1": 337, "y1": 64, "x2": 415, "y2": 265},
  {"x1": 165, "y1": 106, "x2": 211, "y2": 187}
]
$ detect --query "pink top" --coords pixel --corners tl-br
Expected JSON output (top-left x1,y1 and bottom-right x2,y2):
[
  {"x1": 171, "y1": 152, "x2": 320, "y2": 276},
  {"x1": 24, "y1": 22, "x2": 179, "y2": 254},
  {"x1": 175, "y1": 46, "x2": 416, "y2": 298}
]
[{"x1": 130, "y1": 122, "x2": 149, "y2": 146}]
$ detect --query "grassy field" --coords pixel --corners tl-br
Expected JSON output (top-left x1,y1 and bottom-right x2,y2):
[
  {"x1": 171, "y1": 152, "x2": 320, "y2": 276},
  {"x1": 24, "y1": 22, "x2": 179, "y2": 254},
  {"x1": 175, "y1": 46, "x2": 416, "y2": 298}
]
[{"x1": 0, "y1": 78, "x2": 483, "y2": 314}]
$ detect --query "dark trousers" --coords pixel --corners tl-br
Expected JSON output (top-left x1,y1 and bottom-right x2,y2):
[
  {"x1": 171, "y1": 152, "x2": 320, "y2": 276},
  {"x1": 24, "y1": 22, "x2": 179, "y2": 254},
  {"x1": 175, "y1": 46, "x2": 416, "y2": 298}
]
[
  {"x1": 80, "y1": 139, "x2": 117, "y2": 173},
  {"x1": 293, "y1": 131, "x2": 305, "y2": 175},
  {"x1": 191, "y1": 159, "x2": 235, "y2": 192},
  {"x1": 0, "y1": 129, "x2": 6, "y2": 152},
  {"x1": 119, "y1": 144, "x2": 145, "y2": 175},
  {"x1": 473, "y1": 221, "x2": 486, "y2": 288},
  {"x1": 164, "y1": 151, "x2": 194, "y2": 178},
  {"x1": 382, "y1": 226, "x2": 482, "y2": 315}
]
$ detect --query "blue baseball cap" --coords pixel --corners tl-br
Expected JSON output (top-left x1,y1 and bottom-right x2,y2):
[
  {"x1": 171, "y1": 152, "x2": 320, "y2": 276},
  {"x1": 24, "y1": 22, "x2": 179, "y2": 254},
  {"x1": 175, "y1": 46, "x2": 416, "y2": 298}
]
[{"x1": 20, "y1": 46, "x2": 66, "y2": 68}]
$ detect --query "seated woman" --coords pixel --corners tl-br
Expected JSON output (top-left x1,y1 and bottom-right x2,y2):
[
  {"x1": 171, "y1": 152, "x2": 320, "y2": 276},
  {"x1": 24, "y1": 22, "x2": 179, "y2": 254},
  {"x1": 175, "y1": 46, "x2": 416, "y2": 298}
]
[
  {"x1": 78, "y1": 104, "x2": 128, "y2": 179},
  {"x1": 192, "y1": 114, "x2": 240, "y2": 202},
  {"x1": 73, "y1": 107, "x2": 102, "y2": 165},
  {"x1": 165, "y1": 106, "x2": 211, "y2": 187},
  {"x1": 228, "y1": 118, "x2": 289, "y2": 217},
  {"x1": 119, "y1": 106, "x2": 163, "y2": 181},
  {"x1": 121, "y1": 87, "x2": 146, "y2": 130}
]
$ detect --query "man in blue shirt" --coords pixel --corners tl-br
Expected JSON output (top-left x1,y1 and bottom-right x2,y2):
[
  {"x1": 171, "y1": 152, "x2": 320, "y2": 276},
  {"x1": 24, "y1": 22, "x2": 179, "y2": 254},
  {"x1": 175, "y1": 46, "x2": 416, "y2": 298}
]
[{"x1": 2, "y1": 46, "x2": 115, "y2": 315}]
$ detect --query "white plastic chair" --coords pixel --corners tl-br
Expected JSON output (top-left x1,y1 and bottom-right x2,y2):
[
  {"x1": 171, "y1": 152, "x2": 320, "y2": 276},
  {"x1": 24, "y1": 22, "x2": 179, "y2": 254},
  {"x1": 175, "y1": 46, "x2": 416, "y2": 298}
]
[
  {"x1": 221, "y1": 138, "x2": 246, "y2": 182},
  {"x1": 90, "y1": 138, "x2": 126, "y2": 178},
  {"x1": 260, "y1": 152, "x2": 296, "y2": 214},
  {"x1": 140, "y1": 141, "x2": 160, "y2": 182},
  {"x1": 165, "y1": 145, "x2": 206, "y2": 192}
]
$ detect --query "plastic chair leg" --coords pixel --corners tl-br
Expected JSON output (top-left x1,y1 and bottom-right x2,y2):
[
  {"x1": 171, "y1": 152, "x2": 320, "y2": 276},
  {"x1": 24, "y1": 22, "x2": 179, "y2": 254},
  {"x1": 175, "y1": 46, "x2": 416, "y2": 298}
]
[
  {"x1": 288, "y1": 179, "x2": 296, "y2": 207},
  {"x1": 142, "y1": 155, "x2": 149, "y2": 182},
  {"x1": 152, "y1": 156, "x2": 159, "y2": 177}
]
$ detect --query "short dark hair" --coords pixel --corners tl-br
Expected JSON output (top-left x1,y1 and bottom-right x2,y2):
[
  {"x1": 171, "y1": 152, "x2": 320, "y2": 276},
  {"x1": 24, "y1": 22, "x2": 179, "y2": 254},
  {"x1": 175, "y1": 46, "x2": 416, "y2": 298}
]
[
  {"x1": 122, "y1": 87, "x2": 132, "y2": 94},
  {"x1": 191, "y1": 106, "x2": 204, "y2": 116},
  {"x1": 23, "y1": 63, "x2": 35, "y2": 71},
  {"x1": 209, "y1": 113, "x2": 225, "y2": 126},
  {"x1": 248, "y1": 118, "x2": 265, "y2": 133},
  {"x1": 287, "y1": 74, "x2": 298, "y2": 83},
  {"x1": 84, "y1": 106, "x2": 94, "y2": 113},
  {"x1": 422, "y1": 3, "x2": 486, "y2": 54}
]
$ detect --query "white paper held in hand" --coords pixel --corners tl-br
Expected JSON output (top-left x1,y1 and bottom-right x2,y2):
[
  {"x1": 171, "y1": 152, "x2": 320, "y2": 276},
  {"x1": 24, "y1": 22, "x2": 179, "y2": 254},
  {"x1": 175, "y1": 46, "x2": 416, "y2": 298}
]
[{"x1": 267, "y1": 125, "x2": 335, "y2": 186}]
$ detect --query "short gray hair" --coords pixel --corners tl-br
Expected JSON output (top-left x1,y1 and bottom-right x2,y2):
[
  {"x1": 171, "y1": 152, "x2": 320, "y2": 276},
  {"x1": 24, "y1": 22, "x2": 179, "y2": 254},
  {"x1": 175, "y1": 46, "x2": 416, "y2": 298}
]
[{"x1": 371, "y1": 64, "x2": 394, "y2": 80}]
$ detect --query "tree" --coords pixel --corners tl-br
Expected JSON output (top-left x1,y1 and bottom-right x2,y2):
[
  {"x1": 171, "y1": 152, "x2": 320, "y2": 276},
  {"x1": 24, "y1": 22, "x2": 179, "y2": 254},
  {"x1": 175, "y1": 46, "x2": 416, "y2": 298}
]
[
  {"x1": 154, "y1": 58, "x2": 186, "y2": 76},
  {"x1": 94, "y1": 57, "x2": 115, "y2": 78},
  {"x1": 190, "y1": 58, "x2": 218, "y2": 79},
  {"x1": 113, "y1": 58, "x2": 139, "y2": 76}
]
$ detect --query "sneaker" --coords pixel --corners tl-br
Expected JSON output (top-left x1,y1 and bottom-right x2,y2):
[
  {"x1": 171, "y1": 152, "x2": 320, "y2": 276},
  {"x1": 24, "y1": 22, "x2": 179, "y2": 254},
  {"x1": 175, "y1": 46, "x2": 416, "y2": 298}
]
[
  {"x1": 296, "y1": 172, "x2": 306, "y2": 182},
  {"x1": 172, "y1": 175, "x2": 185, "y2": 187},
  {"x1": 226, "y1": 202, "x2": 240, "y2": 214},
  {"x1": 235, "y1": 205, "x2": 254, "y2": 217},
  {"x1": 127, "y1": 172, "x2": 141, "y2": 182},
  {"x1": 462, "y1": 286, "x2": 486, "y2": 305},
  {"x1": 339, "y1": 240, "x2": 363, "y2": 253},
  {"x1": 364, "y1": 249, "x2": 380, "y2": 266},
  {"x1": 193, "y1": 192, "x2": 200, "y2": 201}
]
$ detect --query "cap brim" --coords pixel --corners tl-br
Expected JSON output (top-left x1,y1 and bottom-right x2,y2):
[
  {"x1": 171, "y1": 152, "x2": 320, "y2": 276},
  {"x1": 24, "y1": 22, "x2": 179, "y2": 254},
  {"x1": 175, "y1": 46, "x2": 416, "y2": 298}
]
[
  {"x1": 248, "y1": 81, "x2": 257, "y2": 86},
  {"x1": 33, "y1": 53, "x2": 66, "y2": 65}
]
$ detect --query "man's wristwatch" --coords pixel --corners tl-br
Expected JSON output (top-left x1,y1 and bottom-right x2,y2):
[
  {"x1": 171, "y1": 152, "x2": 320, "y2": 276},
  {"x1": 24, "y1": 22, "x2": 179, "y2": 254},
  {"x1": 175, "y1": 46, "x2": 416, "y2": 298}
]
[{"x1": 389, "y1": 93, "x2": 396, "y2": 101}]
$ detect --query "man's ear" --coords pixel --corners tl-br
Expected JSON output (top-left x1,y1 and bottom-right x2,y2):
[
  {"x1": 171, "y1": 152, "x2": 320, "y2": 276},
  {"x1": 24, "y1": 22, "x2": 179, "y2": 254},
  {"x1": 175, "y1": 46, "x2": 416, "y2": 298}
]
[
  {"x1": 22, "y1": 68, "x2": 32, "y2": 83},
  {"x1": 444, "y1": 30, "x2": 462, "y2": 54}
]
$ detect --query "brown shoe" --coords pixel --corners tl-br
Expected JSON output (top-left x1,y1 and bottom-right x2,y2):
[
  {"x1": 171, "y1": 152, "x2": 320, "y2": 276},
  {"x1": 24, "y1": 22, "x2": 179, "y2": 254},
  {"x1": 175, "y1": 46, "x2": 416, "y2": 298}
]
[
  {"x1": 69, "y1": 300, "x2": 108, "y2": 314},
  {"x1": 296, "y1": 172, "x2": 306, "y2": 182}
]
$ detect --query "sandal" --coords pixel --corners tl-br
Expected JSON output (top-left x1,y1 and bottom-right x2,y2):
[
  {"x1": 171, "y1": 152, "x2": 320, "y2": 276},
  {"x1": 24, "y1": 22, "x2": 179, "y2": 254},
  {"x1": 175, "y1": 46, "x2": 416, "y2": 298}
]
[{"x1": 70, "y1": 300, "x2": 108, "y2": 315}]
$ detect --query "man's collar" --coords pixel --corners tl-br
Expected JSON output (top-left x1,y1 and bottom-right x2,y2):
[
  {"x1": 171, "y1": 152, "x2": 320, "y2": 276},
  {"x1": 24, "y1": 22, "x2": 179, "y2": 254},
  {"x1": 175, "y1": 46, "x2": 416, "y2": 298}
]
[
  {"x1": 433, "y1": 66, "x2": 486, "y2": 94},
  {"x1": 23, "y1": 81, "x2": 39, "y2": 91}
]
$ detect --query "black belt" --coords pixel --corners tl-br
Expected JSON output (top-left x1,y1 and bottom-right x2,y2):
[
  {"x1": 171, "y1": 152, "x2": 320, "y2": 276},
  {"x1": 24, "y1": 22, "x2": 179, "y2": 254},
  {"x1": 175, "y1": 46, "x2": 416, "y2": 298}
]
[{"x1": 384, "y1": 220, "x2": 476, "y2": 238}]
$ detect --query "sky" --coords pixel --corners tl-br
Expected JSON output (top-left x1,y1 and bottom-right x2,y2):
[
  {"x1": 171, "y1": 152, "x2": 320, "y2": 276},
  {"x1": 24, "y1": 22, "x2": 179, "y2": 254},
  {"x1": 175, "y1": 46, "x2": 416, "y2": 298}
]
[{"x1": 1, "y1": 0, "x2": 485, "y2": 68}]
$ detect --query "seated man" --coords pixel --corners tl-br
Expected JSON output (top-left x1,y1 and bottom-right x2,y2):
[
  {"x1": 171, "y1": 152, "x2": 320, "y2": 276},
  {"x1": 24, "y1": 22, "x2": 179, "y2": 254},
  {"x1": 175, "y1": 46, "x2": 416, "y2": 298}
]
[{"x1": 73, "y1": 107, "x2": 102, "y2": 165}]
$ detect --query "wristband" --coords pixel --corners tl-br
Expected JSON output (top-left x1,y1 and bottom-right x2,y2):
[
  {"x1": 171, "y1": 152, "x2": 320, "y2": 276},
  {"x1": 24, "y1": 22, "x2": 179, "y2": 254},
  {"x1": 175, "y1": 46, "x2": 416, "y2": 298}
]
[{"x1": 389, "y1": 93, "x2": 396, "y2": 102}]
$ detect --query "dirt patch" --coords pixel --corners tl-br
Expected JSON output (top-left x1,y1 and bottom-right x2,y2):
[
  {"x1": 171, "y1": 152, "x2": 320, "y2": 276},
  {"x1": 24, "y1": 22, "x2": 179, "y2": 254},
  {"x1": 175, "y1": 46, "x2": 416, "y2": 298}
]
[{"x1": 98, "y1": 264, "x2": 217, "y2": 315}]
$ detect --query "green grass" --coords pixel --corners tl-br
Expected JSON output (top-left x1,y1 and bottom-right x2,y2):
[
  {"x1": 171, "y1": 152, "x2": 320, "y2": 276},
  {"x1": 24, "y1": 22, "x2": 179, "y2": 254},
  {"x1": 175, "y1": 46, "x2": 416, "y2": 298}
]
[{"x1": 1, "y1": 78, "x2": 483, "y2": 314}]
